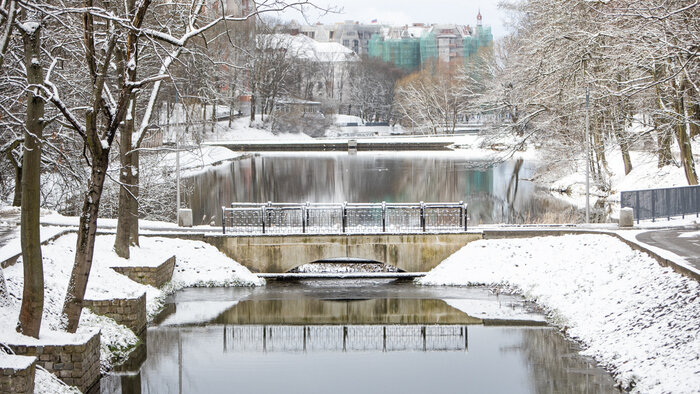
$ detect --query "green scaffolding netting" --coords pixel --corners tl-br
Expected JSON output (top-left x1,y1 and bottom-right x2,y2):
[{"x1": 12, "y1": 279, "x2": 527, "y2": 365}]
[
  {"x1": 380, "y1": 38, "x2": 420, "y2": 72},
  {"x1": 368, "y1": 34, "x2": 384, "y2": 59},
  {"x1": 369, "y1": 26, "x2": 493, "y2": 72},
  {"x1": 420, "y1": 32, "x2": 437, "y2": 64}
]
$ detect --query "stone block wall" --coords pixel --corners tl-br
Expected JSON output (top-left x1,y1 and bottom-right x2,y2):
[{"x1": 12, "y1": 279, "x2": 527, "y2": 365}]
[
  {"x1": 8, "y1": 331, "x2": 100, "y2": 393},
  {"x1": 111, "y1": 255, "x2": 176, "y2": 288},
  {"x1": 0, "y1": 355, "x2": 36, "y2": 394},
  {"x1": 84, "y1": 293, "x2": 147, "y2": 334}
]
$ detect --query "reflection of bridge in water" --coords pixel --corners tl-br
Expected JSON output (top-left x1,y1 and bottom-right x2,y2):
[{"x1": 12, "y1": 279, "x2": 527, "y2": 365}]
[{"x1": 223, "y1": 325, "x2": 469, "y2": 353}]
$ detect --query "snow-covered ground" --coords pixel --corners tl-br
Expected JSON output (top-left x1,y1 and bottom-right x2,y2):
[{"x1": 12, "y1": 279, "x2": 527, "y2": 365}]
[
  {"x1": 0, "y1": 232, "x2": 263, "y2": 390},
  {"x1": 443, "y1": 299, "x2": 545, "y2": 323},
  {"x1": 158, "y1": 300, "x2": 239, "y2": 326},
  {"x1": 194, "y1": 117, "x2": 313, "y2": 142},
  {"x1": 419, "y1": 234, "x2": 700, "y2": 394}
]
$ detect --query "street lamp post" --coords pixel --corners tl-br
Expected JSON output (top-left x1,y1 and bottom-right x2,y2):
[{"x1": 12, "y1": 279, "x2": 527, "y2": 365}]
[
  {"x1": 585, "y1": 86, "x2": 590, "y2": 224},
  {"x1": 176, "y1": 131, "x2": 181, "y2": 226}
]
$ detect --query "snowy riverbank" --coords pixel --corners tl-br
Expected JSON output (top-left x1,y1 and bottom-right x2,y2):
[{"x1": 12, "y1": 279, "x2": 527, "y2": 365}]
[
  {"x1": 542, "y1": 136, "x2": 700, "y2": 220},
  {"x1": 418, "y1": 234, "x2": 700, "y2": 394},
  {"x1": 1, "y1": 232, "x2": 263, "y2": 391}
]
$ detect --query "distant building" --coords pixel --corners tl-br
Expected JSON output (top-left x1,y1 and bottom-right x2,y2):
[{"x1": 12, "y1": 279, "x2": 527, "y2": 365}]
[
  {"x1": 367, "y1": 13, "x2": 493, "y2": 72},
  {"x1": 257, "y1": 34, "x2": 359, "y2": 108},
  {"x1": 297, "y1": 21, "x2": 382, "y2": 56},
  {"x1": 208, "y1": 0, "x2": 255, "y2": 16}
]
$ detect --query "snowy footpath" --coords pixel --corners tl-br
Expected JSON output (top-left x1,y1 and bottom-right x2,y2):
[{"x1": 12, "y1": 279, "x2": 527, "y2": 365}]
[
  {"x1": 1, "y1": 232, "x2": 263, "y2": 392},
  {"x1": 419, "y1": 234, "x2": 699, "y2": 394}
]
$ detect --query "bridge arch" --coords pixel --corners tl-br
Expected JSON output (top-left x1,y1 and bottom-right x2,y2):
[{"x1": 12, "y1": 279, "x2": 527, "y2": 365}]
[
  {"x1": 205, "y1": 233, "x2": 483, "y2": 273},
  {"x1": 287, "y1": 259, "x2": 403, "y2": 274}
]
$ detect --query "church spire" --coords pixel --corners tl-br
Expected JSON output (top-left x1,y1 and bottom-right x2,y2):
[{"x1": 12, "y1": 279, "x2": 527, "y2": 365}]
[{"x1": 477, "y1": 9, "x2": 483, "y2": 26}]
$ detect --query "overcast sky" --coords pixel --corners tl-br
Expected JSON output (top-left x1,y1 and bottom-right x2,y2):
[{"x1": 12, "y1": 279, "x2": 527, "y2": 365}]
[{"x1": 276, "y1": 1, "x2": 512, "y2": 38}]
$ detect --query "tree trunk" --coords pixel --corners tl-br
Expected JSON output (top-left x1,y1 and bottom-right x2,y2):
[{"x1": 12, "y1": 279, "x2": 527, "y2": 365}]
[
  {"x1": 250, "y1": 94, "x2": 256, "y2": 122},
  {"x1": 17, "y1": 23, "x2": 44, "y2": 339},
  {"x1": 229, "y1": 81, "x2": 235, "y2": 127},
  {"x1": 211, "y1": 103, "x2": 216, "y2": 133},
  {"x1": 656, "y1": 124, "x2": 674, "y2": 168},
  {"x1": 62, "y1": 151, "x2": 110, "y2": 333},
  {"x1": 114, "y1": 99, "x2": 136, "y2": 258},
  {"x1": 675, "y1": 92, "x2": 698, "y2": 185},
  {"x1": 129, "y1": 149, "x2": 139, "y2": 246},
  {"x1": 616, "y1": 127, "x2": 633, "y2": 175},
  {"x1": 690, "y1": 102, "x2": 699, "y2": 139},
  {"x1": 11, "y1": 162, "x2": 21, "y2": 207},
  {"x1": 654, "y1": 67, "x2": 674, "y2": 168}
]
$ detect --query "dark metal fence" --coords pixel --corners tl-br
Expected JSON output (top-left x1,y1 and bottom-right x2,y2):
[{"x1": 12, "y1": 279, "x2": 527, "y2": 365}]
[
  {"x1": 221, "y1": 202, "x2": 468, "y2": 235},
  {"x1": 620, "y1": 185, "x2": 700, "y2": 223}
]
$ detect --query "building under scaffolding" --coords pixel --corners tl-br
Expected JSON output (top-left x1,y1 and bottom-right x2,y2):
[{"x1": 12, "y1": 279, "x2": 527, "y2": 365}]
[{"x1": 368, "y1": 13, "x2": 493, "y2": 73}]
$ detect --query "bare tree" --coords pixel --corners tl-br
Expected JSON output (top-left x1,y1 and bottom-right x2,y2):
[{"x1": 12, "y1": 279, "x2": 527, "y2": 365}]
[
  {"x1": 347, "y1": 57, "x2": 403, "y2": 122},
  {"x1": 395, "y1": 60, "x2": 486, "y2": 134},
  {"x1": 114, "y1": 2, "x2": 327, "y2": 258},
  {"x1": 489, "y1": 0, "x2": 699, "y2": 189}
]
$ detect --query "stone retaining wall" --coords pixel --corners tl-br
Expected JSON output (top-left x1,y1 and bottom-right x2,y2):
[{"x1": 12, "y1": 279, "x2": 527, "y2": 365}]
[
  {"x1": 111, "y1": 255, "x2": 176, "y2": 288},
  {"x1": 8, "y1": 331, "x2": 100, "y2": 393},
  {"x1": 0, "y1": 355, "x2": 36, "y2": 394},
  {"x1": 84, "y1": 293, "x2": 147, "y2": 335}
]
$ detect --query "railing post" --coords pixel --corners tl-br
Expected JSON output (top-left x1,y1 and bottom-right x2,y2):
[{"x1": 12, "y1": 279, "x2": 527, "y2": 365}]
[
  {"x1": 261, "y1": 205, "x2": 266, "y2": 234},
  {"x1": 221, "y1": 206, "x2": 226, "y2": 234},
  {"x1": 342, "y1": 201, "x2": 347, "y2": 233},
  {"x1": 696, "y1": 186, "x2": 699, "y2": 218},
  {"x1": 420, "y1": 201, "x2": 425, "y2": 232},
  {"x1": 382, "y1": 201, "x2": 386, "y2": 232},
  {"x1": 667, "y1": 188, "x2": 671, "y2": 221},
  {"x1": 682, "y1": 189, "x2": 685, "y2": 219},
  {"x1": 304, "y1": 202, "x2": 310, "y2": 233},
  {"x1": 635, "y1": 191, "x2": 640, "y2": 224},
  {"x1": 651, "y1": 190, "x2": 655, "y2": 222},
  {"x1": 463, "y1": 202, "x2": 468, "y2": 231},
  {"x1": 267, "y1": 201, "x2": 272, "y2": 232},
  {"x1": 302, "y1": 205, "x2": 306, "y2": 234}
]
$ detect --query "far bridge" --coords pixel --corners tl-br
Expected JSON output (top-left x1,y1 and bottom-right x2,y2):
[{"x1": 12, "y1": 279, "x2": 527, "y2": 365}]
[
  {"x1": 199, "y1": 202, "x2": 483, "y2": 273},
  {"x1": 205, "y1": 137, "x2": 456, "y2": 152}
]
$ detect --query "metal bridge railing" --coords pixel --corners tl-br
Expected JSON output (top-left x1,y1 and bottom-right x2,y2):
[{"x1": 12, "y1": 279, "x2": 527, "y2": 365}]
[
  {"x1": 621, "y1": 185, "x2": 700, "y2": 223},
  {"x1": 223, "y1": 325, "x2": 469, "y2": 353},
  {"x1": 222, "y1": 201, "x2": 468, "y2": 235}
]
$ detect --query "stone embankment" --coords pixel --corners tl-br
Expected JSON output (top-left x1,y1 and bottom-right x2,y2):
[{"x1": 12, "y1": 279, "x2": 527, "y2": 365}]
[{"x1": 1, "y1": 247, "x2": 177, "y2": 392}]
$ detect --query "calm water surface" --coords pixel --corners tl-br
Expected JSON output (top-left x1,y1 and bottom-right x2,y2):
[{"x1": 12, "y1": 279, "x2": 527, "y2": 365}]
[
  {"x1": 103, "y1": 281, "x2": 619, "y2": 394},
  {"x1": 186, "y1": 152, "x2": 575, "y2": 226}
]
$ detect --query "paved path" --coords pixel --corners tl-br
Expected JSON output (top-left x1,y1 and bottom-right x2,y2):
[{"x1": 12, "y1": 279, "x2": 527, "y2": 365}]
[{"x1": 636, "y1": 229, "x2": 700, "y2": 271}]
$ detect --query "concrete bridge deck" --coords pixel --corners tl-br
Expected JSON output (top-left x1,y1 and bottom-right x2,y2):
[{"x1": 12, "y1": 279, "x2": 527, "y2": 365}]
[{"x1": 202, "y1": 232, "x2": 484, "y2": 273}]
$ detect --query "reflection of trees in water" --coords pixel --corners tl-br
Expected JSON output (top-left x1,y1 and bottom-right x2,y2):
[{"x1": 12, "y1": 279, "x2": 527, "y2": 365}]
[
  {"x1": 187, "y1": 155, "x2": 577, "y2": 226},
  {"x1": 504, "y1": 328, "x2": 620, "y2": 394}
]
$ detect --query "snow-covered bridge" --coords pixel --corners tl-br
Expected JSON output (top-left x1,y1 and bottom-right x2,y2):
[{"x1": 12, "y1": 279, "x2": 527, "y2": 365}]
[
  {"x1": 204, "y1": 232, "x2": 483, "y2": 273},
  {"x1": 179, "y1": 202, "x2": 481, "y2": 273}
]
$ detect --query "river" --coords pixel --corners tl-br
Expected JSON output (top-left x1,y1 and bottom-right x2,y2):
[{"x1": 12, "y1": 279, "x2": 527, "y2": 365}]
[
  {"x1": 103, "y1": 281, "x2": 619, "y2": 394},
  {"x1": 186, "y1": 152, "x2": 577, "y2": 226}
]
